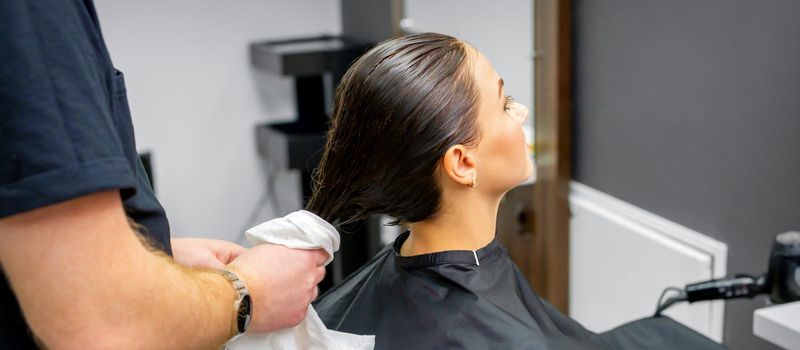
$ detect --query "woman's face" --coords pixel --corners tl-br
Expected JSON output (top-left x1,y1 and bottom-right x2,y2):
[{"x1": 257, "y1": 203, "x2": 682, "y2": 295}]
[{"x1": 471, "y1": 50, "x2": 533, "y2": 194}]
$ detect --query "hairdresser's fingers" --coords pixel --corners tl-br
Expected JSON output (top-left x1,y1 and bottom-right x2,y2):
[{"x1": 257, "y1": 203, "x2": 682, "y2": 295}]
[
  {"x1": 215, "y1": 240, "x2": 248, "y2": 264},
  {"x1": 310, "y1": 248, "x2": 329, "y2": 266},
  {"x1": 315, "y1": 266, "x2": 326, "y2": 284}
]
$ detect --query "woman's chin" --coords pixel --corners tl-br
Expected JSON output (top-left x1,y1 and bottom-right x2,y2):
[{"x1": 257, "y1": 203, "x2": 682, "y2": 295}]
[
  {"x1": 494, "y1": 162, "x2": 536, "y2": 193},
  {"x1": 519, "y1": 160, "x2": 535, "y2": 183},
  {"x1": 508, "y1": 168, "x2": 535, "y2": 190}
]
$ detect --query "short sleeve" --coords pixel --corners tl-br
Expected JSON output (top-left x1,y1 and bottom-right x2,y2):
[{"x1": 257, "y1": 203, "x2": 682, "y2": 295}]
[{"x1": 0, "y1": 0, "x2": 136, "y2": 218}]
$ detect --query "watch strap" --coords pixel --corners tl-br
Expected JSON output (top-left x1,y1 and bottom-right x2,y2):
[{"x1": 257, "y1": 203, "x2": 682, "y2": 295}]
[{"x1": 217, "y1": 269, "x2": 252, "y2": 339}]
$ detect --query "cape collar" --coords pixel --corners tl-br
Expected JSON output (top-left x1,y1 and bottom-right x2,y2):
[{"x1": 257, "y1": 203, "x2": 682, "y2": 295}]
[{"x1": 392, "y1": 230, "x2": 503, "y2": 268}]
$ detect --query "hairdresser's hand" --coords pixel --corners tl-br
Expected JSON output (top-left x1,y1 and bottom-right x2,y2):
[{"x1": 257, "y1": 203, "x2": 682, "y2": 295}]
[
  {"x1": 171, "y1": 237, "x2": 247, "y2": 270},
  {"x1": 227, "y1": 244, "x2": 327, "y2": 333}
]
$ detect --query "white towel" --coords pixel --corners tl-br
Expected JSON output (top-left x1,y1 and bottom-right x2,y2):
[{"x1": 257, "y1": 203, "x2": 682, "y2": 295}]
[{"x1": 226, "y1": 210, "x2": 375, "y2": 350}]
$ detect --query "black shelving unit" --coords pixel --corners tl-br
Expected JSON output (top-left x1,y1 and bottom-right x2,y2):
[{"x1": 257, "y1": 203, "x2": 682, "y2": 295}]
[{"x1": 250, "y1": 35, "x2": 379, "y2": 292}]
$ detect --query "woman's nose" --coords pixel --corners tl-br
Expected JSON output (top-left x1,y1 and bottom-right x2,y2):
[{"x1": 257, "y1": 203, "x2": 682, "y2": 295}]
[{"x1": 508, "y1": 102, "x2": 529, "y2": 125}]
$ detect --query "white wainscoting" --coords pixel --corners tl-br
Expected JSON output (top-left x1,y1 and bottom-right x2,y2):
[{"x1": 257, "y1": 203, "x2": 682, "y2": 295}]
[{"x1": 569, "y1": 182, "x2": 728, "y2": 343}]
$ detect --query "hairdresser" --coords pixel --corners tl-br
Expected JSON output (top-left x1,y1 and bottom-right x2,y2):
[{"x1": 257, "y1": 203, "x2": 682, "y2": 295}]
[{"x1": 0, "y1": 1, "x2": 326, "y2": 348}]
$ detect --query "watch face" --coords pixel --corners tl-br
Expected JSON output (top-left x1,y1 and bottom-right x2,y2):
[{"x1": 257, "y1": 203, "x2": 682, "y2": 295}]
[{"x1": 238, "y1": 294, "x2": 252, "y2": 333}]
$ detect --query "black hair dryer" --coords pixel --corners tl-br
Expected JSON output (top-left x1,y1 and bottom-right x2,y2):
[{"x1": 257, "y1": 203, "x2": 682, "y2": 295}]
[
  {"x1": 656, "y1": 231, "x2": 800, "y2": 315},
  {"x1": 684, "y1": 231, "x2": 800, "y2": 304},
  {"x1": 762, "y1": 231, "x2": 800, "y2": 304}
]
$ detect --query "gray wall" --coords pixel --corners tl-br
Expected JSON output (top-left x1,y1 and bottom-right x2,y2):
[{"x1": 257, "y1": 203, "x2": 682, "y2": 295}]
[{"x1": 573, "y1": 0, "x2": 800, "y2": 349}]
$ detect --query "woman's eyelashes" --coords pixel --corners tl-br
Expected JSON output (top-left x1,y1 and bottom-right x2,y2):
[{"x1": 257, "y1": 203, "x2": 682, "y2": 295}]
[{"x1": 504, "y1": 95, "x2": 515, "y2": 112}]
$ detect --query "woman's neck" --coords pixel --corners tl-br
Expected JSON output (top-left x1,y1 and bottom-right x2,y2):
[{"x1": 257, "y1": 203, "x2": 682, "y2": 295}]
[{"x1": 401, "y1": 193, "x2": 501, "y2": 256}]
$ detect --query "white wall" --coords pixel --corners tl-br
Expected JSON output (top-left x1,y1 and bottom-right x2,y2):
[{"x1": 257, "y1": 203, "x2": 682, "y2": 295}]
[{"x1": 95, "y1": 0, "x2": 341, "y2": 240}]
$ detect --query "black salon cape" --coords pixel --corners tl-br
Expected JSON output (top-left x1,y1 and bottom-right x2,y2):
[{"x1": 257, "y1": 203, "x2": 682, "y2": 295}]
[{"x1": 314, "y1": 232, "x2": 725, "y2": 349}]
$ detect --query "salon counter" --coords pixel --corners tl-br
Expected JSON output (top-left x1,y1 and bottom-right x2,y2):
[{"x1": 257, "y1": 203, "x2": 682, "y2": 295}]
[{"x1": 753, "y1": 301, "x2": 800, "y2": 350}]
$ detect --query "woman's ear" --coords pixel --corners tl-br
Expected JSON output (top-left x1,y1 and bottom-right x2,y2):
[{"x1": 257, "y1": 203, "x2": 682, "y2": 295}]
[{"x1": 442, "y1": 145, "x2": 477, "y2": 187}]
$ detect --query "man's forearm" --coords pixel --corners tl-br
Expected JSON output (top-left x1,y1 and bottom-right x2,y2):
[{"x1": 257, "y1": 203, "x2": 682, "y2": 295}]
[
  {"x1": 109, "y1": 248, "x2": 237, "y2": 349},
  {"x1": 0, "y1": 191, "x2": 238, "y2": 349}
]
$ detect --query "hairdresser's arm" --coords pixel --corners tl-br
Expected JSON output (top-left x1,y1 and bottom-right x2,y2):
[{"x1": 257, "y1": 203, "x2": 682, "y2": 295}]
[{"x1": 0, "y1": 191, "x2": 325, "y2": 349}]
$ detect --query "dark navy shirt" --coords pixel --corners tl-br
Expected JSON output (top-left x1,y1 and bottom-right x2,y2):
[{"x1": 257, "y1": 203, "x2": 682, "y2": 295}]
[{"x1": 1, "y1": 0, "x2": 171, "y2": 347}]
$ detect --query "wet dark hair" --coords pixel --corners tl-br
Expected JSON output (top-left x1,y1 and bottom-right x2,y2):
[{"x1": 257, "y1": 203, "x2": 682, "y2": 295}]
[{"x1": 307, "y1": 33, "x2": 480, "y2": 225}]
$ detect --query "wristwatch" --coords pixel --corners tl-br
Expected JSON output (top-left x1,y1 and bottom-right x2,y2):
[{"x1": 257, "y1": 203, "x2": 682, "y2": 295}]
[{"x1": 217, "y1": 269, "x2": 252, "y2": 340}]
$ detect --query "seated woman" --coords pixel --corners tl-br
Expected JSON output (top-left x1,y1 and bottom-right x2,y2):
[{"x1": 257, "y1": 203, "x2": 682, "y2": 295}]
[{"x1": 309, "y1": 33, "x2": 723, "y2": 349}]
